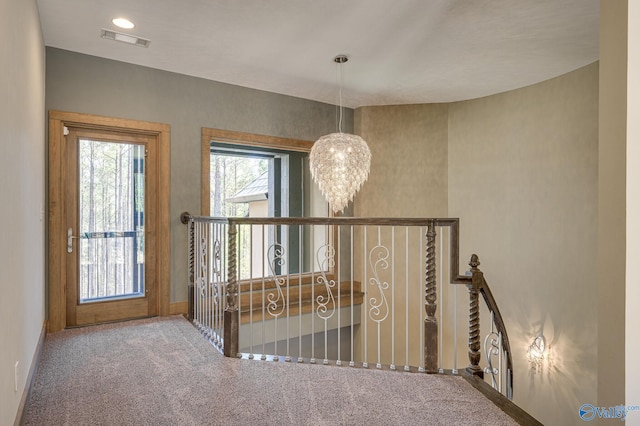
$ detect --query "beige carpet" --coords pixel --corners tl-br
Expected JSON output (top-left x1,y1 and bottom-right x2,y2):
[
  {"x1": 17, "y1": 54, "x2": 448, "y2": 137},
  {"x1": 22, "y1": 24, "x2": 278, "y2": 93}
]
[{"x1": 23, "y1": 315, "x2": 519, "y2": 425}]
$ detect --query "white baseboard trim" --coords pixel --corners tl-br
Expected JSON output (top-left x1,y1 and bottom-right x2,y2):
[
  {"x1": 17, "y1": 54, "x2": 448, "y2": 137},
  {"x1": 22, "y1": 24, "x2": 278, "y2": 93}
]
[{"x1": 14, "y1": 320, "x2": 47, "y2": 426}]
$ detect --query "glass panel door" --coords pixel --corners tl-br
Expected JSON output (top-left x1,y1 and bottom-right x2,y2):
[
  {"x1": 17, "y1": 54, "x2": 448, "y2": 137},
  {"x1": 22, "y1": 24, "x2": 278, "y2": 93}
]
[{"x1": 64, "y1": 126, "x2": 157, "y2": 327}]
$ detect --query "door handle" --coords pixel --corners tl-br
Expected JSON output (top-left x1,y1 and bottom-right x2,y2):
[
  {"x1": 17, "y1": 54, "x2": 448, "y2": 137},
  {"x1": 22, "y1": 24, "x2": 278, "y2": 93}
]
[{"x1": 67, "y1": 228, "x2": 80, "y2": 253}]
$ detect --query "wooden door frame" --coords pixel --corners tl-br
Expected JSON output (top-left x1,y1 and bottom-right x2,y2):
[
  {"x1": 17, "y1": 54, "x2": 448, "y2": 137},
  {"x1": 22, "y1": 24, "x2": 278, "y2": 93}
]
[{"x1": 48, "y1": 110, "x2": 171, "y2": 332}]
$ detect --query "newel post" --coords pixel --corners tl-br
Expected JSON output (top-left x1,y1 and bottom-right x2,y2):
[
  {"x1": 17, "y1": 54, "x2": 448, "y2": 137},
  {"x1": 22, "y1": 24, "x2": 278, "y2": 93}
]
[
  {"x1": 187, "y1": 220, "x2": 195, "y2": 321},
  {"x1": 180, "y1": 212, "x2": 195, "y2": 321},
  {"x1": 424, "y1": 220, "x2": 438, "y2": 373},
  {"x1": 466, "y1": 254, "x2": 484, "y2": 378},
  {"x1": 224, "y1": 222, "x2": 240, "y2": 358}
]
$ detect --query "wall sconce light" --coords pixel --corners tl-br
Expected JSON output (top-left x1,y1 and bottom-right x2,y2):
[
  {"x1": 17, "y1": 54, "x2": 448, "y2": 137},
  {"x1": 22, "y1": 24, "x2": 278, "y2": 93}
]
[{"x1": 527, "y1": 335, "x2": 546, "y2": 366}]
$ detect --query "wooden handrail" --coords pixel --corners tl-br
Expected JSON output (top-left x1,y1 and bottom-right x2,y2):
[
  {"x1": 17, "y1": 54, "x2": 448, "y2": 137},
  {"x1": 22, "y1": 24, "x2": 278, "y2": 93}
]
[{"x1": 182, "y1": 214, "x2": 471, "y2": 283}]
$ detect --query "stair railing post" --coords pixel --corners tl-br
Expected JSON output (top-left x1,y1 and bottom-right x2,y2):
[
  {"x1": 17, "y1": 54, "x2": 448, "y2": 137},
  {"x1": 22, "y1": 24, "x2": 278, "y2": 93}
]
[
  {"x1": 224, "y1": 222, "x2": 240, "y2": 357},
  {"x1": 424, "y1": 220, "x2": 438, "y2": 373},
  {"x1": 180, "y1": 212, "x2": 195, "y2": 321},
  {"x1": 187, "y1": 219, "x2": 195, "y2": 321},
  {"x1": 466, "y1": 254, "x2": 484, "y2": 378}
]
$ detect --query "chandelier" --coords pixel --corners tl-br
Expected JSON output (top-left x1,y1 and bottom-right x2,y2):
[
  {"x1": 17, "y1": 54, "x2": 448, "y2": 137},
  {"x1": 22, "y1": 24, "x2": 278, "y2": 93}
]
[{"x1": 310, "y1": 55, "x2": 371, "y2": 214}]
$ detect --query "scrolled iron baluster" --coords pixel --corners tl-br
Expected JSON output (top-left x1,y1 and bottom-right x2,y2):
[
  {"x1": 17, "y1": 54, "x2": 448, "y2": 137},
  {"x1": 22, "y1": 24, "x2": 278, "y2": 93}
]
[
  {"x1": 368, "y1": 244, "x2": 390, "y2": 323},
  {"x1": 316, "y1": 244, "x2": 336, "y2": 321},
  {"x1": 212, "y1": 239, "x2": 222, "y2": 283},
  {"x1": 266, "y1": 243, "x2": 287, "y2": 318},
  {"x1": 483, "y1": 318, "x2": 501, "y2": 389},
  {"x1": 197, "y1": 229, "x2": 209, "y2": 331},
  {"x1": 483, "y1": 311, "x2": 502, "y2": 391}
]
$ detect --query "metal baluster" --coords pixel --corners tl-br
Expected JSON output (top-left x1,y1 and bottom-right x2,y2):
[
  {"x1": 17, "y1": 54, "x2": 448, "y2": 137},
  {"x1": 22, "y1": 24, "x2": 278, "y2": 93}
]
[
  {"x1": 194, "y1": 222, "x2": 200, "y2": 331},
  {"x1": 363, "y1": 226, "x2": 368, "y2": 369},
  {"x1": 261, "y1": 225, "x2": 266, "y2": 360},
  {"x1": 337, "y1": 225, "x2": 342, "y2": 366},
  {"x1": 216, "y1": 223, "x2": 221, "y2": 345},
  {"x1": 205, "y1": 223, "x2": 211, "y2": 340},
  {"x1": 235, "y1": 224, "x2": 240, "y2": 349},
  {"x1": 438, "y1": 229, "x2": 443, "y2": 374},
  {"x1": 390, "y1": 226, "x2": 395, "y2": 371},
  {"x1": 273, "y1": 229, "x2": 279, "y2": 362},
  {"x1": 404, "y1": 227, "x2": 410, "y2": 372},
  {"x1": 418, "y1": 226, "x2": 424, "y2": 373},
  {"x1": 209, "y1": 223, "x2": 214, "y2": 343},
  {"x1": 205, "y1": 223, "x2": 210, "y2": 339},
  {"x1": 222, "y1": 222, "x2": 228, "y2": 349},
  {"x1": 249, "y1": 225, "x2": 254, "y2": 360},
  {"x1": 323, "y1": 225, "x2": 329, "y2": 365},
  {"x1": 216, "y1": 222, "x2": 221, "y2": 345},
  {"x1": 286, "y1": 224, "x2": 291, "y2": 363},
  {"x1": 350, "y1": 225, "x2": 355, "y2": 367},
  {"x1": 499, "y1": 331, "x2": 503, "y2": 393},
  {"x1": 376, "y1": 226, "x2": 381, "y2": 370},
  {"x1": 452, "y1": 272, "x2": 458, "y2": 375},
  {"x1": 310, "y1": 225, "x2": 316, "y2": 364},
  {"x1": 298, "y1": 224, "x2": 303, "y2": 363}
]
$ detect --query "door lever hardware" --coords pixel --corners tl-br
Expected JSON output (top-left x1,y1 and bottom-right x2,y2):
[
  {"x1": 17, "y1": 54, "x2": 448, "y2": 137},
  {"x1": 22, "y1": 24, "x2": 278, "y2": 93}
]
[{"x1": 67, "y1": 228, "x2": 80, "y2": 253}]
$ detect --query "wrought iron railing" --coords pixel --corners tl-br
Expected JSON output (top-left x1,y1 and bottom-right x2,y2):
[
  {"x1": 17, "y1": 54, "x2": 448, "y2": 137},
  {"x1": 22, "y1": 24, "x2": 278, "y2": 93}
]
[{"x1": 181, "y1": 213, "x2": 513, "y2": 399}]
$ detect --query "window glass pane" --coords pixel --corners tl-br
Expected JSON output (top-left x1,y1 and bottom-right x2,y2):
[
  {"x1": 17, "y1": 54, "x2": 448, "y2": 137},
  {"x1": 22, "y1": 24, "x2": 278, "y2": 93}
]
[{"x1": 78, "y1": 139, "x2": 145, "y2": 302}]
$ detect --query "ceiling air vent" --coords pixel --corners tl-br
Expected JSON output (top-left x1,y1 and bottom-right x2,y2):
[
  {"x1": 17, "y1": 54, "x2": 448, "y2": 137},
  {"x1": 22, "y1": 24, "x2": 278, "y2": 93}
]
[{"x1": 100, "y1": 29, "x2": 151, "y2": 48}]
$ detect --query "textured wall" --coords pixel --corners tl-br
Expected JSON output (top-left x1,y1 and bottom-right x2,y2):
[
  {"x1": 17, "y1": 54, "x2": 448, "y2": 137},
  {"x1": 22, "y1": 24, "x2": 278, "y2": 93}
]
[
  {"x1": 45, "y1": 47, "x2": 348, "y2": 303},
  {"x1": 0, "y1": 0, "x2": 46, "y2": 423},
  {"x1": 354, "y1": 104, "x2": 448, "y2": 218},
  {"x1": 448, "y1": 62, "x2": 599, "y2": 424}
]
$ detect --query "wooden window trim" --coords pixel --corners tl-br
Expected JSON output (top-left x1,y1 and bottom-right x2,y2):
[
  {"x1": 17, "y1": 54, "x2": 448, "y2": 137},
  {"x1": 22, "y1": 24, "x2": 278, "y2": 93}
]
[
  {"x1": 200, "y1": 127, "x2": 338, "y2": 285},
  {"x1": 201, "y1": 127, "x2": 313, "y2": 216}
]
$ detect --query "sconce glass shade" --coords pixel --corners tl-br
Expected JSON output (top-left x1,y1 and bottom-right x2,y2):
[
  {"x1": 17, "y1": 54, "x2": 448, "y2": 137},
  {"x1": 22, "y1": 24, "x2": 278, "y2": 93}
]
[
  {"x1": 310, "y1": 132, "x2": 371, "y2": 213},
  {"x1": 527, "y1": 335, "x2": 546, "y2": 363}
]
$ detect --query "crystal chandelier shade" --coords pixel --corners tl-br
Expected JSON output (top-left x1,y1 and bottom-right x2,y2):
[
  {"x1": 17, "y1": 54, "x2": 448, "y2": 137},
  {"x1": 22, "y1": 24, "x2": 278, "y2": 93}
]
[
  {"x1": 310, "y1": 54, "x2": 371, "y2": 214},
  {"x1": 310, "y1": 132, "x2": 371, "y2": 213}
]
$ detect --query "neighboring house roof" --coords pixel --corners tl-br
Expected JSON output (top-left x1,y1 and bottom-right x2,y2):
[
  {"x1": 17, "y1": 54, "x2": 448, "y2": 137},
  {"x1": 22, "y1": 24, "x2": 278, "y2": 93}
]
[{"x1": 226, "y1": 171, "x2": 268, "y2": 203}]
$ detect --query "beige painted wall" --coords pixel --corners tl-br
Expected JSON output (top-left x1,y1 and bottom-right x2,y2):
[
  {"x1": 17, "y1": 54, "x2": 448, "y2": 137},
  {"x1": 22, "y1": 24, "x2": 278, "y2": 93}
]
[
  {"x1": 598, "y1": 0, "x2": 628, "y2": 415},
  {"x1": 353, "y1": 63, "x2": 598, "y2": 424},
  {"x1": 449, "y1": 62, "x2": 599, "y2": 424},
  {"x1": 626, "y1": 0, "x2": 640, "y2": 411},
  {"x1": 0, "y1": 0, "x2": 46, "y2": 423}
]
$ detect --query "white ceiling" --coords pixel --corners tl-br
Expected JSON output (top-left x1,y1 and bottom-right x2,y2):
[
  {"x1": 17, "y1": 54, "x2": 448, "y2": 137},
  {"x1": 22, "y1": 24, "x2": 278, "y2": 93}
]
[{"x1": 36, "y1": 0, "x2": 600, "y2": 108}]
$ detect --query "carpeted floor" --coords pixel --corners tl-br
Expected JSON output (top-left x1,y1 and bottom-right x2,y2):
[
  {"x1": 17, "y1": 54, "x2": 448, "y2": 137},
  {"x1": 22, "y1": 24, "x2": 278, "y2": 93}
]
[{"x1": 23, "y1": 315, "x2": 519, "y2": 425}]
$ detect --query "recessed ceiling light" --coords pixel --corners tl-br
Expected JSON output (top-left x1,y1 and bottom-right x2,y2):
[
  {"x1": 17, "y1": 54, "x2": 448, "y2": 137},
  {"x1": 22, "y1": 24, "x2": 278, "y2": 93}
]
[{"x1": 112, "y1": 18, "x2": 135, "y2": 29}]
